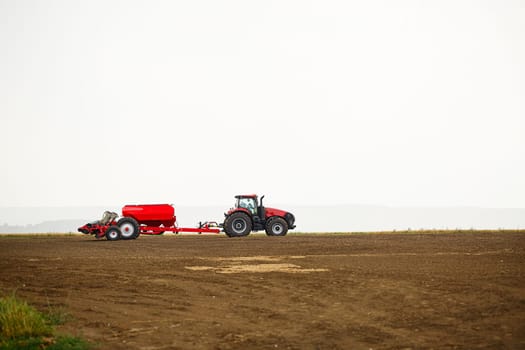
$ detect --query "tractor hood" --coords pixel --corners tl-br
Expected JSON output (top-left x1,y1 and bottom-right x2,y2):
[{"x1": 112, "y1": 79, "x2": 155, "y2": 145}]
[
  {"x1": 265, "y1": 207, "x2": 288, "y2": 218},
  {"x1": 266, "y1": 207, "x2": 296, "y2": 230}
]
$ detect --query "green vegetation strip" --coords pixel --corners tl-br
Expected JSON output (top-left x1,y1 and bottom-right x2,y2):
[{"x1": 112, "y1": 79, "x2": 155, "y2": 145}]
[{"x1": 0, "y1": 294, "x2": 90, "y2": 350}]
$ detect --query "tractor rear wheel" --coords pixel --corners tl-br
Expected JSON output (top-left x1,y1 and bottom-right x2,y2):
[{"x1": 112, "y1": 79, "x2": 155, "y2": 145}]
[
  {"x1": 224, "y1": 212, "x2": 252, "y2": 237},
  {"x1": 118, "y1": 217, "x2": 140, "y2": 240},
  {"x1": 265, "y1": 217, "x2": 288, "y2": 236},
  {"x1": 105, "y1": 226, "x2": 121, "y2": 241}
]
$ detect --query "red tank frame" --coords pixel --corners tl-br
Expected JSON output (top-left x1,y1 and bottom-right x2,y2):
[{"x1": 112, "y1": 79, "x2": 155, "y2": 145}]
[
  {"x1": 123, "y1": 204, "x2": 176, "y2": 227},
  {"x1": 126, "y1": 204, "x2": 220, "y2": 235}
]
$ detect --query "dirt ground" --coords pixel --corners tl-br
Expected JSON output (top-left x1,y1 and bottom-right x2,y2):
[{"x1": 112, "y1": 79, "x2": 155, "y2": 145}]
[{"x1": 0, "y1": 232, "x2": 524, "y2": 349}]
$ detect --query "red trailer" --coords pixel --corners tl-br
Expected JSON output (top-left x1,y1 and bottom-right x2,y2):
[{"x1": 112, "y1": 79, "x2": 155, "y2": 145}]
[{"x1": 78, "y1": 204, "x2": 220, "y2": 241}]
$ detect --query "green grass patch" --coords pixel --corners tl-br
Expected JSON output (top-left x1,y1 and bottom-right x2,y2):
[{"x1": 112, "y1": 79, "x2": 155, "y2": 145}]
[
  {"x1": 0, "y1": 294, "x2": 90, "y2": 350},
  {"x1": 0, "y1": 295, "x2": 52, "y2": 340},
  {"x1": 48, "y1": 336, "x2": 91, "y2": 350}
]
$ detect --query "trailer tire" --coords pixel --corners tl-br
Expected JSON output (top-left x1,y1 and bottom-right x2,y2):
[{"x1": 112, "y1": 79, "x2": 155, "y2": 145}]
[
  {"x1": 265, "y1": 217, "x2": 288, "y2": 236},
  {"x1": 105, "y1": 226, "x2": 121, "y2": 241},
  {"x1": 224, "y1": 212, "x2": 252, "y2": 237},
  {"x1": 118, "y1": 217, "x2": 140, "y2": 240}
]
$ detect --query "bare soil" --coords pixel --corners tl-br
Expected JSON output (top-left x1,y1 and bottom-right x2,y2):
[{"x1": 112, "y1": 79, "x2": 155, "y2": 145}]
[{"x1": 1, "y1": 232, "x2": 524, "y2": 349}]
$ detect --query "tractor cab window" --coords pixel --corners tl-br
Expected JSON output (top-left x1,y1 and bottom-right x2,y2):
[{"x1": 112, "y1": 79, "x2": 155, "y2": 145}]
[{"x1": 237, "y1": 197, "x2": 257, "y2": 215}]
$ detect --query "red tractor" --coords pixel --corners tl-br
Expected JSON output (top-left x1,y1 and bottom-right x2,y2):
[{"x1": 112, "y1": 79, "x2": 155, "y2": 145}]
[{"x1": 223, "y1": 194, "x2": 295, "y2": 237}]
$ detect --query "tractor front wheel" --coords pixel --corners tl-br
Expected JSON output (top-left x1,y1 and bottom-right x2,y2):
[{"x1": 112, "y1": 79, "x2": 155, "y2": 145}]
[
  {"x1": 105, "y1": 226, "x2": 122, "y2": 241},
  {"x1": 265, "y1": 217, "x2": 288, "y2": 236},
  {"x1": 224, "y1": 212, "x2": 252, "y2": 237},
  {"x1": 118, "y1": 217, "x2": 140, "y2": 240}
]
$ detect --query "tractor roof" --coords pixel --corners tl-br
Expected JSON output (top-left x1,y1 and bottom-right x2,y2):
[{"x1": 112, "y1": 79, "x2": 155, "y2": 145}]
[{"x1": 235, "y1": 194, "x2": 258, "y2": 199}]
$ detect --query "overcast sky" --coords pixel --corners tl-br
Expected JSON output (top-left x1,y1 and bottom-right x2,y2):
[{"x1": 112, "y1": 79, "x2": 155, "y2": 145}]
[{"x1": 1, "y1": 0, "x2": 523, "y2": 208}]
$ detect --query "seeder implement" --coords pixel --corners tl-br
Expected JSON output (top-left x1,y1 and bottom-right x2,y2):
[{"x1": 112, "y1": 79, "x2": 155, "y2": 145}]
[{"x1": 78, "y1": 204, "x2": 220, "y2": 241}]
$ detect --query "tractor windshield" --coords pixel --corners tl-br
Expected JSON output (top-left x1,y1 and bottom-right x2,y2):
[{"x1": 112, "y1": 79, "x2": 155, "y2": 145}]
[{"x1": 236, "y1": 197, "x2": 257, "y2": 215}]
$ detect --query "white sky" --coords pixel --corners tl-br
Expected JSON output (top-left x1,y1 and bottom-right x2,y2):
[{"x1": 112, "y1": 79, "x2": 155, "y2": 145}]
[{"x1": 1, "y1": 0, "x2": 524, "y2": 208}]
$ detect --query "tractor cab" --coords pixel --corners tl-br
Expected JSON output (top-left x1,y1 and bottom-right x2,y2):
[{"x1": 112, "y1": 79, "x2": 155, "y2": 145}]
[
  {"x1": 233, "y1": 194, "x2": 266, "y2": 220},
  {"x1": 235, "y1": 195, "x2": 258, "y2": 215}
]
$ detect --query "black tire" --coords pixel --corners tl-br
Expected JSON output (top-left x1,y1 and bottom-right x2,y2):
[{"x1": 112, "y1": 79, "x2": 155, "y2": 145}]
[
  {"x1": 224, "y1": 212, "x2": 252, "y2": 237},
  {"x1": 105, "y1": 225, "x2": 121, "y2": 241},
  {"x1": 265, "y1": 217, "x2": 288, "y2": 236},
  {"x1": 118, "y1": 217, "x2": 140, "y2": 240}
]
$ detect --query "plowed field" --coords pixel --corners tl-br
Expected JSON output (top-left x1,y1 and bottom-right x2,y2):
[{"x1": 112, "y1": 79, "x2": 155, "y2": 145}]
[{"x1": 1, "y1": 232, "x2": 524, "y2": 349}]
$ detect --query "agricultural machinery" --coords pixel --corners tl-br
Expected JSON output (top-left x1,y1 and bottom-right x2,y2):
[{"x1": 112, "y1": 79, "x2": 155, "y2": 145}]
[
  {"x1": 78, "y1": 194, "x2": 296, "y2": 240},
  {"x1": 223, "y1": 194, "x2": 295, "y2": 237}
]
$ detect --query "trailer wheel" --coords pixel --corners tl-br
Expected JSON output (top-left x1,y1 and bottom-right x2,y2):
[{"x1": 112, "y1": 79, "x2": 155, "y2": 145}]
[
  {"x1": 265, "y1": 217, "x2": 288, "y2": 236},
  {"x1": 118, "y1": 217, "x2": 140, "y2": 240},
  {"x1": 224, "y1": 212, "x2": 252, "y2": 237},
  {"x1": 105, "y1": 226, "x2": 121, "y2": 241}
]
